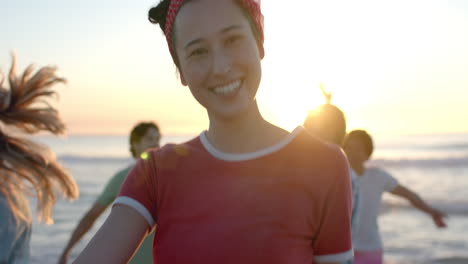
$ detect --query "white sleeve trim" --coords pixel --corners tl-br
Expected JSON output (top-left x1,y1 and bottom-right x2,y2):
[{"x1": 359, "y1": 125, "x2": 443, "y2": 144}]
[
  {"x1": 314, "y1": 249, "x2": 354, "y2": 263},
  {"x1": 113, "y1": 196, "x2": 155, "y2": 227}
]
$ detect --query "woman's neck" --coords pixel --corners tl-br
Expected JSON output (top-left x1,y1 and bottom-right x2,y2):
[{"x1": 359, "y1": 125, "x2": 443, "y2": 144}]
[{"x1": 206, "y1": 102, "x2": 288, "y2": 153}]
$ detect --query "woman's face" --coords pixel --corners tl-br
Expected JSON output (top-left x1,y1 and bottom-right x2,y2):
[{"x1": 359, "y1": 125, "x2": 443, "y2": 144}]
[{"x1": 174, "y1": 0, "x2": 263, "y2": 120}]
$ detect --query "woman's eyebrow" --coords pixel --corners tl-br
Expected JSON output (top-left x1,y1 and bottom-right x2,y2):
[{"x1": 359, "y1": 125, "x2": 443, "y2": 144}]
[
  {"x1": 184, "y1": 38, "x2": 203, "y2": 50},
  {"x1": 184, "y1": 25, "x2": 243, "y2": 50},
  {"x1": 221, "y1": 25, "x2": 242, "y2": 34}
]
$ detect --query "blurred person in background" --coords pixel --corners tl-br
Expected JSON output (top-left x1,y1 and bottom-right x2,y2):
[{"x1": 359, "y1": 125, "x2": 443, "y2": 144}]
[
  {"x1": 58, "y1": 122, "x2": 160, "y2": 264},
  {"x1": 303, "y1": 87, "x2": 360, "y2": 264},
  {"x1": 303, "y1": 86, "x2": 346, "y2": 146},
  {"x1": 0, "y1": 54, "x2": 78, "y2": 263},
  {"x1": 343, "y1": 129, "x2": 447, "y2": 264}
]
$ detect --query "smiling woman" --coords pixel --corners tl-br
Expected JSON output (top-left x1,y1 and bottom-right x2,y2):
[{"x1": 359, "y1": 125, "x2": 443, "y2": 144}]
[{"x1": 73, "y1": 0, "x2": 353, "y2": 263}]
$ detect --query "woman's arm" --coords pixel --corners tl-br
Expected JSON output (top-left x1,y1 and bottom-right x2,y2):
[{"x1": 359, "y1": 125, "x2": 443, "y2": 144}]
[
  {"x1": 73, "y1": 204, "x2": 151, "y2": 264},
  {"x1": 58, "y1": 202, "x2": 107, "y2": 264}
]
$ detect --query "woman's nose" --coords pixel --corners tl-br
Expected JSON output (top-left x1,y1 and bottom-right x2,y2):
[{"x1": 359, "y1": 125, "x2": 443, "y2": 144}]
[{"x1": 211, "y1": 48, "x2": 231, "y2": 76}]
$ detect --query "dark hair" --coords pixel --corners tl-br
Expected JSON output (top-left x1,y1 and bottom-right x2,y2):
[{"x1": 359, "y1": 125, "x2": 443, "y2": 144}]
[
  {"x1": 129, "y1": 122, "x2": 160, "y2": 157},
  {"x1": 343, "y1": 130, "x2": 374, "y2": 158},
  {"x1": 303, "y1": 104, "x2": 347, "y2": 146},
  {"x1": 148, "y1": 0, "x2": 170, "y2": 33},
  {"x1": 148, "y1": 0, "x2": 263, "y2": 67}
]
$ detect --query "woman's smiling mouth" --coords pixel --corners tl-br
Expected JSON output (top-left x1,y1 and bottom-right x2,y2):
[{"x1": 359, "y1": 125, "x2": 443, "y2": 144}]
[{"x1": 211, "y1": 79, "x2": 242, "y2": 95}]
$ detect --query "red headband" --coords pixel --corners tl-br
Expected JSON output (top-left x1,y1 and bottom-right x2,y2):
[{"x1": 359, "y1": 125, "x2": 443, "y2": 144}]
[{"x1": 164, "y1": 0, "x2": 264, "y2": 64}]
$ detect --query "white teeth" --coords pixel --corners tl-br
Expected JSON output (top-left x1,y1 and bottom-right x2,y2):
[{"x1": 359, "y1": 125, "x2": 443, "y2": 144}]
[{"x1": 213, "y1": 80, "x2": 241, "y2": 95}]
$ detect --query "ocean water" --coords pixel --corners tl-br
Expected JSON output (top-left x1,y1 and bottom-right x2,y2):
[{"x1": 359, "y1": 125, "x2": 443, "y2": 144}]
[{"x1": 27, "y1": 132, "x2": 468, "y2": 264}]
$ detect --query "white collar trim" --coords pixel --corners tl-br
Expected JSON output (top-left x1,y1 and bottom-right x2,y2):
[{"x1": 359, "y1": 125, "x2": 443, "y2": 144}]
[{"x1": 199, "y1": 126, "x2": 303, "y2": 161}]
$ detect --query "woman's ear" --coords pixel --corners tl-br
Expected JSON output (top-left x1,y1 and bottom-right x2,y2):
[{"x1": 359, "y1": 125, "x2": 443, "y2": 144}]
[
  {"x1": 180, "y1": 72, "x2": 187, "y2": 86},
  {"x1": 259, "y1": 45, "x2": 265, "y2": 59}
]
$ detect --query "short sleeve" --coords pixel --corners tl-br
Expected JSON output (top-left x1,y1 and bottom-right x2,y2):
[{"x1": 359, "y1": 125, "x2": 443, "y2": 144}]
[
  {"x1": 380, "y1": 168, "x2": 399, "y2": 192},
  {"x1": 312, "y1": 150, "x2": 353, "y2": 263},
  {"x1": 95, "y1": 167, "x2": 131, "y2": 206},
  {"x1": 113, "y1": 154, "x2": 158, "y2": 229}
]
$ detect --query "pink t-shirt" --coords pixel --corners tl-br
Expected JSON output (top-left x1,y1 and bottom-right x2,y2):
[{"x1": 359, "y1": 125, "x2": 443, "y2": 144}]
[{"x1": 115, "y1": 127, "x2": 353, "y2": 263}]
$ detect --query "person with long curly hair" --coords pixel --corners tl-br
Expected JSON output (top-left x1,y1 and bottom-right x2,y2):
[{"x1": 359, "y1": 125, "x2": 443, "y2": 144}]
[{"x1": 0, "y1": 55, "x2": 79, "y2": 263}]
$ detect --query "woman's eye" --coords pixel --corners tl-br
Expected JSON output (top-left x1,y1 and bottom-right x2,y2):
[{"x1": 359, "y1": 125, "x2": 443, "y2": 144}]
[
  {"x1": 226, "y1": 35, "x2": 242, "y2": 45},
  {"x1": 189, "y1": 48, "x2": 207, "y2": 58}
]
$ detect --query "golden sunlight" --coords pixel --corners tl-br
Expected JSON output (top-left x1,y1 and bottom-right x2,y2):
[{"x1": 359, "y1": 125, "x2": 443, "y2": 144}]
[{"x1": 258, "y1": 1, "x2": 388, "y2": 132}]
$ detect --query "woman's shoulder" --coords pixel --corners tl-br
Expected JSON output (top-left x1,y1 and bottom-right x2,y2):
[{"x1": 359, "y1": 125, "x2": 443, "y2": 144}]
[
  {"x1": 276, "y1": 127, "x2": 349, "y2": 183},
  {"x1": 146, "y1": 135, "x2": 204, "y2": 163}
]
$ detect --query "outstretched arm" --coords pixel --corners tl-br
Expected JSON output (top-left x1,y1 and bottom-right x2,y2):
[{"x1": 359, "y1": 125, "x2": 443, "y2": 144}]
[
  {"x1": 73, "y1": 204, "x2": 150, "y2": 264},
  {"x1": 58, "y1": 202, "x2": 107, "y2": 264},
  {"x1": 391, "y1": 185, "x2": 447, "y2": 228}
]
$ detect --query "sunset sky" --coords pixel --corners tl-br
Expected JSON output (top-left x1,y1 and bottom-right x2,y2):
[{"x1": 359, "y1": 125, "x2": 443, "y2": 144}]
[{"x1": 2, "y1": 0, "x2": 468, "y2": 136}]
